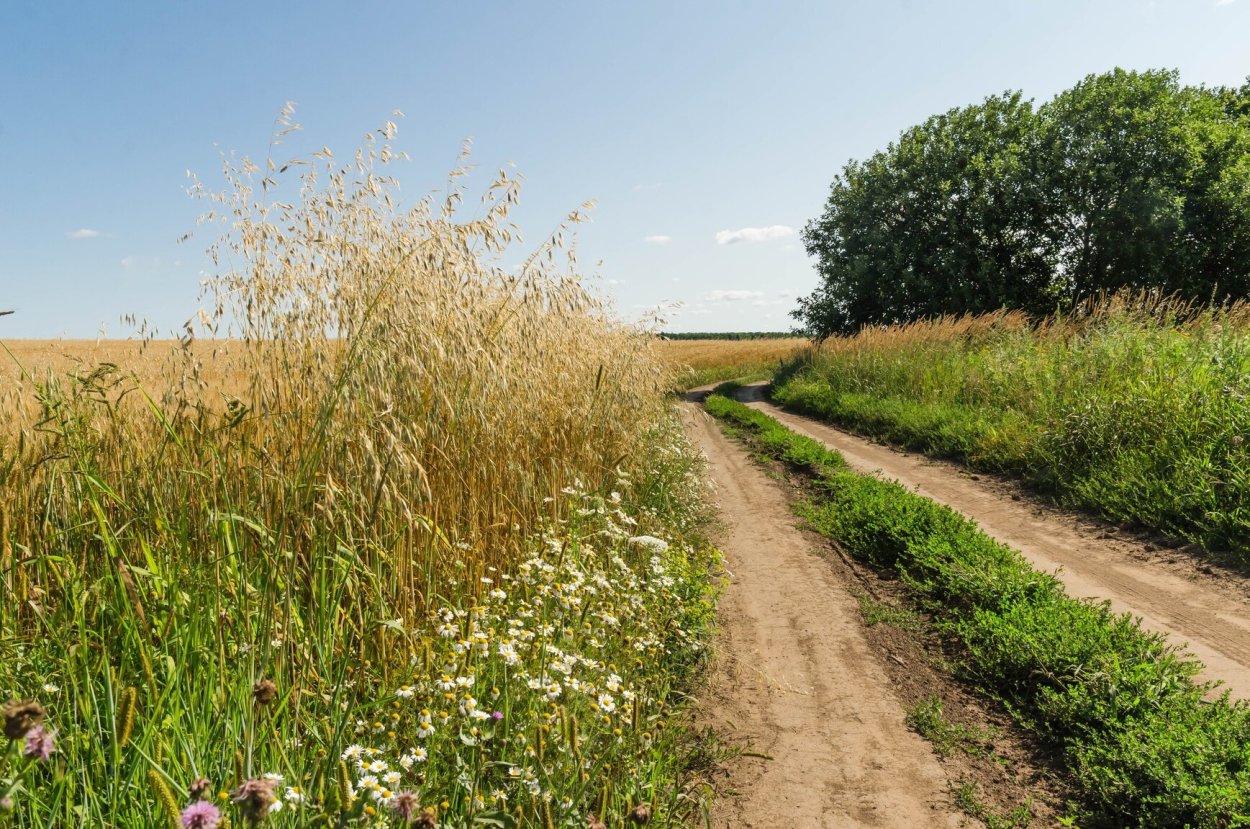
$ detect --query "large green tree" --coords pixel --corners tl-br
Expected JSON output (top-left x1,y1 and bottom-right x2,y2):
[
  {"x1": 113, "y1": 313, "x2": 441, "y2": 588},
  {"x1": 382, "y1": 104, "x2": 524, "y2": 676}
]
[{"x1": 796, "y1": 69, "x2": 1250, "y2": 338}]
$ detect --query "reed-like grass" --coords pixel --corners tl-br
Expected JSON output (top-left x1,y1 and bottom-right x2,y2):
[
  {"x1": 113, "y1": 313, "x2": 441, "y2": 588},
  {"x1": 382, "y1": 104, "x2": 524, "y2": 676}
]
[
  {"x1": 773, "y1": 293, "x2": 1250, "y2": 559},
  {"x1": 0, "y1": 111, "x2": 717, "y2": 827}
]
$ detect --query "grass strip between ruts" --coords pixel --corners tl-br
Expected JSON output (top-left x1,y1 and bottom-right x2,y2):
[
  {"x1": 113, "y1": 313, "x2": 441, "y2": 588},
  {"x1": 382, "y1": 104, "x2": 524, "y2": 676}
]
[{"x1": 704, "y1": 388, "x2": 1250, "y2": 829}]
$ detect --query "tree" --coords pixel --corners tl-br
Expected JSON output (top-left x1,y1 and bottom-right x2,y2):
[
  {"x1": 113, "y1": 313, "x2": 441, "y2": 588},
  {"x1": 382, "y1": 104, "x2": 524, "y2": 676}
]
[
  {"x1": 799, "y1": 92, "x2": 1049, "y2": 337},
  {"x1": 795, "y1": 69, "x2": 1250, "y2": 338}
]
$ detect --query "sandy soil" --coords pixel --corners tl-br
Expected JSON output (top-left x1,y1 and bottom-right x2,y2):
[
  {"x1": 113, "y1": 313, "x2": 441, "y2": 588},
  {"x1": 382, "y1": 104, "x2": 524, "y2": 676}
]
[
  {"x1": 684, "y1": 403, "x2": 966, "y2": 828},
  {"x1": 741, "y1": 383, "x2": 1250, "y2": 700}
]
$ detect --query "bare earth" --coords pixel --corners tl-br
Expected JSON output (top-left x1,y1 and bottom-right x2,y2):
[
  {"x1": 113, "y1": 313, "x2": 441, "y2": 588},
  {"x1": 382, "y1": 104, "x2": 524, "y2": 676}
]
[
  {"x1": 741, "y1": 382, "x2": 1250, "y2": 700},
  {"x1": 685, "y1": 403, "x2": 965, "y2": 828}
]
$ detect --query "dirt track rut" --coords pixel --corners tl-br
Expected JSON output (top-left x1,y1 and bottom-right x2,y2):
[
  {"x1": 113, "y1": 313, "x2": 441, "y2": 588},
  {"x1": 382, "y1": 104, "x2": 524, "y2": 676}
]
[
  {"x1": 740, "y1": 383, "x2": 1250, "y2": 700},
  {"x1": 685, "y1": 403, "x2": 964, "y2": 828}
]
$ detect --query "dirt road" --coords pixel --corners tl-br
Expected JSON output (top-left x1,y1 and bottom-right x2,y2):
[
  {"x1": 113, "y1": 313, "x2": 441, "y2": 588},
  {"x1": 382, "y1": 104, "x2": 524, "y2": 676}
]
[
  {"x1": 685, "y1": 403, "x2": 965, "y2": 828},
  {"x1": 739, "y1": 383, "x2": 1250, "y2": 700}
]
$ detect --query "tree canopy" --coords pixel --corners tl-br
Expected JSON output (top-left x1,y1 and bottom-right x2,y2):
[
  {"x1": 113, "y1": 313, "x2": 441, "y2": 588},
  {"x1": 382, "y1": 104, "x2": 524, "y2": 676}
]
[{"x1": 795, "y1": 69, "x2": 1250, "y2": 338}]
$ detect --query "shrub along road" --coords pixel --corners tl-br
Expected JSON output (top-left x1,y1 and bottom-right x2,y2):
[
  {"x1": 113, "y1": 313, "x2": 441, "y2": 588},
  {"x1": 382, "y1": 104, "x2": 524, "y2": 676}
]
[
  {"x1": 739, "y1": 382, "x2": 1250, "y2": 700},
  {"x1": 682, "y1": 401, "x2": 963, "y2": 827}
]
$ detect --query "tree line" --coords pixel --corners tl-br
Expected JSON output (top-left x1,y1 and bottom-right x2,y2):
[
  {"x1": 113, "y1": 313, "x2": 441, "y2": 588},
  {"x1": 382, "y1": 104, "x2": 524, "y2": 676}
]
[
  {"x1": 660, "y1": 331, "x2": 795, "y2": 340},
  {"x1": 795, "y1": 68, "x2": 1250, "y2": 337}
]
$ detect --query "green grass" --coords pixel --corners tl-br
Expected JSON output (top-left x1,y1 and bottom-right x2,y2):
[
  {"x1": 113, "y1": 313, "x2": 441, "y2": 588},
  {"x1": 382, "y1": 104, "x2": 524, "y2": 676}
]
[
  {"x1": 705, "y1": 392, "x2": 1250, "y2": 829},
  {"x1": 0, "y1": 116, "x2": 722, "y2": 828},
  {"x1": 905, "y1": 696, "x2": 995, "y2": 760},
  {"x1": 852, "y1": 591, "x2": 924, "y2": 634},
  {"x1": 771, "y1": 301, "x2": 1250, "y2": 561}
]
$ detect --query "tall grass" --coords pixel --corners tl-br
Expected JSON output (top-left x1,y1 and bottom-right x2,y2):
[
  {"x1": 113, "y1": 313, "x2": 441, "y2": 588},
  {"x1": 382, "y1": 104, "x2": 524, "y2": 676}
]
[
  {"x1": 0, "y1": 110, "x2": 716, "y2": 826},
  {"x1": 655, "y1": 337, "x2": 807, "y2": 391},
  {"x1": 773, "y1": 293, "x2": 1250, "y2": 558}
]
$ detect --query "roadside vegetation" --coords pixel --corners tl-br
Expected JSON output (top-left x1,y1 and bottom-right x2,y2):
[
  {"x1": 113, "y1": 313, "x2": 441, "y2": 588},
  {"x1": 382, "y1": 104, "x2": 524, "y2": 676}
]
[
  {"x1": 773, "y1": 294, "x2": 1250, "y2": 563},
  {"x1": 654, "y1": 337, "x2": 806, "y2": 391},
  {"x1": 0, "y1": 113, "x2": 718, "y2": 827},
  {"x1": 705, "y1": 389, "x2": 1250, "y2": 828}
]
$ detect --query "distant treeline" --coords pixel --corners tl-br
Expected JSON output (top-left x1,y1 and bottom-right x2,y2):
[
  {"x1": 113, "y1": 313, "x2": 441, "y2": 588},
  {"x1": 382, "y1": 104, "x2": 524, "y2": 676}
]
[
  {"x1": 660, "y1": 331, "x2": 795, "y2": 340},
  {"x1": 796, "y1": 68, "x2": 1250, "y2": 337}
]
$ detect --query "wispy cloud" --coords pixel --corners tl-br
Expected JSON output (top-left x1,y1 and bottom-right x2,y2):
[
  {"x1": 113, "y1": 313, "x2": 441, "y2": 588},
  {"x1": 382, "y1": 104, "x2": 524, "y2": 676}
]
[
  {"x1": 120, "y1": 254, "x2": 162, "y2": 269},
  {"x1": 1216, "y1": 0, "x2": 1235, "y2": 6},
  {"x1": 644, "y1": 234, "x2": 672, "y2": 244},
  {"x1": 66, "y1": 228, "x2": 105, "y2": 239},
  {"x1": 705, "y1": 289, "x2": 764, "y2": 302},
  {"x1": 715, "y1": 225, "x2": 794, "y2": 245}
]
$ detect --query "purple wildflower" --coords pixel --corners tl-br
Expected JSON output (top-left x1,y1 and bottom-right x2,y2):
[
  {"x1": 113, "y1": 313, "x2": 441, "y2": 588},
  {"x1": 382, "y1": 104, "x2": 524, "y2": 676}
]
[
  {"x1": 22, "y1": 724, "x2": 56, "y2": 761},
  {"x1": 491, "y1": 711, "x2": 504, "y2": 721},
  {"x1": 391, "y1": 790, "x2": 419, "y2": 821},
  {"x1": 181, "y1": 801, "x2": 221, "y2": 829}
]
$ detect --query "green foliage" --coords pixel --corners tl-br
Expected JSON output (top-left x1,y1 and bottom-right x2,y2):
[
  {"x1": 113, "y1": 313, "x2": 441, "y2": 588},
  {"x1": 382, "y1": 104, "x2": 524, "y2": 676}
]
[
  {"x1": 706, "y1": 393, "x2": 1250, "y2": 828},
  {"x1": 797, "y1": 69, "x2": 1250, "y2": 337},
  {"x1": 772, "y1": 302, "x2": 1250, "y2": 560},
  {"x1": 905, "y1": 696, "x2": 994, "y2": 759}
]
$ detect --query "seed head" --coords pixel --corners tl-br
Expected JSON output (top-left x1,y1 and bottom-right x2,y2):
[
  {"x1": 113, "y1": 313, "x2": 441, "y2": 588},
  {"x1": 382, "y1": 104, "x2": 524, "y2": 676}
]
[
  {"x1": 413, "y1": 806, "x2": 438, "y2": 828},
  {"x1": 252, "y1": 679, "x2": 278, "y2": 707},
  {"x1": 628, "y1": 802, "x2": 652, "y2": 824},
  {"x1": 230, "y1": 777, "x2": 278, "y2": 823},
  {"x1": 189, "y1": 777, "x2": 213, "y2": 801},
  {"x1": 2, "y1": 699, "x2": 44, "y2": 739}
]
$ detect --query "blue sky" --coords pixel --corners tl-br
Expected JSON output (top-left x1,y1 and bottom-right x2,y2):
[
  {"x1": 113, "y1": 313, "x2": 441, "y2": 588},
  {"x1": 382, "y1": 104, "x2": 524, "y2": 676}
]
[{"x1": 2, "y1": 0, "x2": 1248, "y2": 337}]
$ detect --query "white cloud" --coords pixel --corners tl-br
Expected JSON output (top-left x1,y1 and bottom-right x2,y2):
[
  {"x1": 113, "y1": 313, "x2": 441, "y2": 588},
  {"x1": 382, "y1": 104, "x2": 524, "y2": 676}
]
[
  {"x1": 705, "y1": 289, "x2": 765, "y2": 302},
  {"x1": 715, "y1": 225, "x2": 794, "y2": 245},
  {"x1": 66, "y1": 228, "x2": 104, "y2": 239},
  {"x1": 644, "y1": 235, "x2": 672, "y2": 244},
  {"x1": 120, "y1": 255, "x2": 162, "y2": 269},
  {"x1": 1216, "y1": 0, "x2": 1235, "y2": 6}
]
